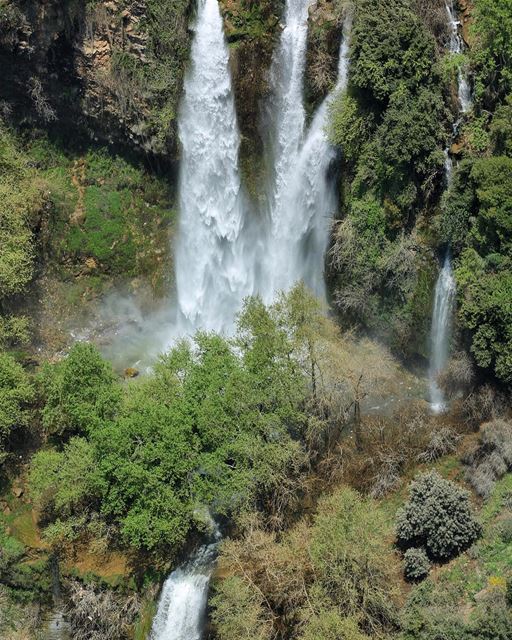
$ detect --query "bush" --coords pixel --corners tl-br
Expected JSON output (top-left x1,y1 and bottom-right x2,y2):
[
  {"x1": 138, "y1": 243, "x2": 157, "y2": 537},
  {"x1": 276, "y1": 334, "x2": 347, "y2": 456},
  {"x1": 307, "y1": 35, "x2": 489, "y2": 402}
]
[
  {"x1": 463, "y1": 419, "x2": 512, "y2": 499},
  {"x1": 418, "y1": 427, "x2": 459, "y2": 464},
  {"x1": 403, "y1": 547, "x2": 431, "y2": 582},
  {"x1": 65, "y1": 579, "x2": 139, "y2": 640},
  {"x1": 461, "y1": 384, "x2": 509, "y2": 429},
  {"x1": 396, "y1": 471, "x2": 481, "y2": 561},
  {"x1": 299, "y1": 611, "x2": 371, "y2": 640},
  {"x1": 311, "y1": 488, "x2": 399, "y2": 633},
  {"x1": 499, "y1": 518, "x2": 512, "y2": 544}
]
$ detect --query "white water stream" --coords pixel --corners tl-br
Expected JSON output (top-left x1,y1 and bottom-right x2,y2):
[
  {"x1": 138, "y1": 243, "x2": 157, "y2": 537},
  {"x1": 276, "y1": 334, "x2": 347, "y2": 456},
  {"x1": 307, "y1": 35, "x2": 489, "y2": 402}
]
[
  {"x1": 173, "y1": 0, "x2": 256, "y2": 335},
  {"x1": 150, "y1": 538, "x2": 219, "y2": 640},
  {"x1": 429, "y1": 253, "x2": 456, "y2": 413},
  {"x1": 263, "y1": 9, "x2": 352, "y2": 299},
  {"x1": 428, "y1": 2, "x2": 469, "y2": 411},
  {"x1": 444, "y1": 0, "x2": 471, "y2": 113}
]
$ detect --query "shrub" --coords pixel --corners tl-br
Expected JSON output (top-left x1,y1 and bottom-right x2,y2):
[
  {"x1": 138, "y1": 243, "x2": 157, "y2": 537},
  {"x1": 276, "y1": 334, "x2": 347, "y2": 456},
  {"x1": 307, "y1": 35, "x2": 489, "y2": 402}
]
[
  {"x1": 499, "y1": 518, "x2": 512, "y2": 544},
  {"x1": 403, "y1": 547, "x2": 431, "y2": 582},
  {"x1": 299, "y1": 611, "x2": 371, "y2": 640},
  {"x1": 461, "y1": 384, "x2": 509, "y2": 429},
  {"x1": 463, "y1": 419, "x2": 512, "y2": 499},
  {"x1": 65, "y1": 579, "x2": 139, "y2": 640},
  {"x1": 311, "y1": 488, "x2": 399, "y2": 633},
  {"x1": 418, "y1": 427, "x2": 460, "y2": 464},
  {"x1": 437, "y1": 351, "x2": 476, "y2": 399},
  {"x1": 211, "y1": 576, "x2": 272, "y2": 640},
  {"x1": 396, "y1": 471, "x2": 481, "y2": 561}
]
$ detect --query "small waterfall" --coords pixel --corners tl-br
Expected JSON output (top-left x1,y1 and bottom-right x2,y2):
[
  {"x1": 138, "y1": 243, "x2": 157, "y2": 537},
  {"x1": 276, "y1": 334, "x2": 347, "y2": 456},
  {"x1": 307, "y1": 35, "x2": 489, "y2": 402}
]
[
  {"x1": 173, "y1": 0, "x2": 256, "y2": 335},
  {"x1": 150, "y1": 530, "x2": 220, "y2": 640},
  {"x1": 263, "y1": 3, "x2": 352, "y2": 299},
  {"x1": 428, "y1": 2, "x2": 467, "y2": 411},
  {"x1": 429, "y1": 253, "x2": 456, "y2": 413},
  {"x1": 444, "y1": 0, "x2": 471, "y2": 113}
]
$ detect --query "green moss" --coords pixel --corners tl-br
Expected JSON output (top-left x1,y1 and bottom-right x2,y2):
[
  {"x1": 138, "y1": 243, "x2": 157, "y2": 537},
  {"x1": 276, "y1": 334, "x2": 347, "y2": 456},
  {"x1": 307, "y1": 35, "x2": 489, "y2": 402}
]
[
  {"x1": 20, "y1": 137, "x2": 176, "y2": 285},
  {"x1": 221, "y1": 1, "x2": 280, "y2": 41},
  {"x1": 133, "y1": 596, "x2": 158, "y2": 640}
]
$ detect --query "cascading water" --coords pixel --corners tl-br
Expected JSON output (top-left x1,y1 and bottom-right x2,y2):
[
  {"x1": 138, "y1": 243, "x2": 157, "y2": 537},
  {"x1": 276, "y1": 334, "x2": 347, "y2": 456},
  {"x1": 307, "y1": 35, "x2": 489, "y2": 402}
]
[
  {"x1": 429, "y1": 253, "x2": 456, "y2": 413},
  {"x1": 444, "y1": 0, "x2": 471, "y2": 113},
  {"x1": 263, "y1": 2, "x2": 352, "y2": 299},
  {"x1": 264, "y1": 0, "x2": 312, "y2": 220},
  {"x1": 428, "y1": 2, "x2": 467, "y2": 411},
  {"x1": 149, "y1": 537, "x2": 219, "y2": 640},
  {"x1": 270, "y1": 14, "x2": 352, "y2": 298},
  {"x1": 173, "y1": 0, "x2": 256, "y2": 335}
]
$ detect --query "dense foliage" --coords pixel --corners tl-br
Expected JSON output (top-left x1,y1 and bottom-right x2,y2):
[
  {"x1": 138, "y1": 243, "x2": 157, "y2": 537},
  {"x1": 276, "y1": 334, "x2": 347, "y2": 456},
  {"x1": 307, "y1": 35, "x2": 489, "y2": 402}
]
[
  {"x1": 396, "y1": 471, "x2": 481, "y2": 563},
  {"x1": 28, "y1": 290, "x2": 322, "y2": 554},
  {"x1": 328, "y1": 0, "x2": 447, "y2": 354},
  {"x1": 211, "y1": 487, "x2": 399, "y2": 640},
  {"x1": 0, "y1": 352, "x2": 33, "y2": 465},
  {"x1": 439, "y1": 0, "x2": 512, "y2": 383}
]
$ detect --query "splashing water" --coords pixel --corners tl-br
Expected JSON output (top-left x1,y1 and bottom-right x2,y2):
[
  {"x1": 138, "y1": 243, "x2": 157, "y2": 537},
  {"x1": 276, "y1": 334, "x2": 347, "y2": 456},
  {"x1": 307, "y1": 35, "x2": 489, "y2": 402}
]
[
  {"x1": 150, "y1": 539, "x2": 219, "y2": 640},
  {"x1": 429, "y1": 253, "x2": 456, "y2": 413},
  {"x1": 263, "y1": 0, "x2": 313, "y2": 224},
  {"x1": 173, "y1": 0, "x2": 257, "y2": 336}
]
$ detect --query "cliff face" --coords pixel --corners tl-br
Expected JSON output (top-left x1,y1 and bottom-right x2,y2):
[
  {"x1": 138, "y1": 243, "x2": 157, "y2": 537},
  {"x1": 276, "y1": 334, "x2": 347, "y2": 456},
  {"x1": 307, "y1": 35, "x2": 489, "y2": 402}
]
[
  {"x1": 0, "y1": 0, "x2": 192, "y2": 157},
  {"x1": 0, "y1": 0, "x2": 341, "y2": 162}
]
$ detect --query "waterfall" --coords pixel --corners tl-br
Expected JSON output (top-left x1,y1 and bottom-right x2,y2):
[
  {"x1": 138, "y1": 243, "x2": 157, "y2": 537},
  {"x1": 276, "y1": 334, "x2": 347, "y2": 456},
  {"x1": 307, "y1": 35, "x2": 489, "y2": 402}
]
[
  {"x1": 150, "y1": 540, "x2": 219, "y2": 640},
  {"x1": 264, "y1": 0, "x2": 312, "y2": 220},
  {"x1": 428, "y1": 2, "x2": 467, "y2": 411},
  {"x1": 261, "y1": 0, "x2": 312, "y2": 298},
  {"x1": 444, "y1": 0, "x2": 471, "y2": 113},
  {"x1": 173, "y1": 0, "x2": 256, "y2": 335},
  {"x1": 263, "y1": 2, "x2": 352, "y2": 299},
  {"x1": 429, "y1": 253, "x2": 456, "y2": 413},
  {"x1": 153, "y1": 2, "x2": 353, "y2": 634}
]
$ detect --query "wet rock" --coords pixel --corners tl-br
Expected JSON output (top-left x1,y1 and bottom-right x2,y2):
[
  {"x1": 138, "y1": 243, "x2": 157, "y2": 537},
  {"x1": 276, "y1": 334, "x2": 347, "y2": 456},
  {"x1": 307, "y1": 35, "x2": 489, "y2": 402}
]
[{"x1": 124, "y1": 367, "x2": 139, "y2": 378}]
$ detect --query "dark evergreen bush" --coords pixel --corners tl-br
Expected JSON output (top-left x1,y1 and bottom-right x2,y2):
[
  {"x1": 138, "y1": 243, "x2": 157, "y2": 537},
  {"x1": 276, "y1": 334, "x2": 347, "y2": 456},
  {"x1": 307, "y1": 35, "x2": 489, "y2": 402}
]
[
  {"x1": 403, "y1": 547, "x2": 431, "y2": 582},
  {"x1": 396, "y1": 471, "x2": 481, "y2": 561}
]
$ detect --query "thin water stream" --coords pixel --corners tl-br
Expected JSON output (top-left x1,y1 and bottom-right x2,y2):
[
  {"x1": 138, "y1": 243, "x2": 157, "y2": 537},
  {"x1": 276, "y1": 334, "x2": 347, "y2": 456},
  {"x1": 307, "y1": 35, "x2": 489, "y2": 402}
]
[{"x1": 428, "y1": 1, "x2": 471, "y2": 412}]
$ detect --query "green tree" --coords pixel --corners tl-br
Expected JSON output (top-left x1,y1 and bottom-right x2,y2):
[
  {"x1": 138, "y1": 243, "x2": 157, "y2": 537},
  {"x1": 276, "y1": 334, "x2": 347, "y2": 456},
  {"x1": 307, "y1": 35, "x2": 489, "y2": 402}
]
[
  {"x1": 0, "y1": 352, "x2": 34, "y2": 462},
  {"x1": 41, "y1": 342, "x2": 121, "y2": 438}
]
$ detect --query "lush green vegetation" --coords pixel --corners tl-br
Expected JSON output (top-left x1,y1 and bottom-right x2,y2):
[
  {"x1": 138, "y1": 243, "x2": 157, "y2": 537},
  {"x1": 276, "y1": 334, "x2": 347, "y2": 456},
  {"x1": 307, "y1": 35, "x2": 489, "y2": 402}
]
[
  {"x1": 0, "y1": 1, "x2": 511, "y2": 638},
  {"x1": 439, "y1": 0, "x2": 512, "y2": 383},
  {"x1": 27, "y1": 288, "x2": 325, "y2": 556},
  {"x1": 328, "y1": 0, "x2": 446, "y2": 355},
  {"x1": 0, "y1": 353, "x2": 33, "y2": 465}
]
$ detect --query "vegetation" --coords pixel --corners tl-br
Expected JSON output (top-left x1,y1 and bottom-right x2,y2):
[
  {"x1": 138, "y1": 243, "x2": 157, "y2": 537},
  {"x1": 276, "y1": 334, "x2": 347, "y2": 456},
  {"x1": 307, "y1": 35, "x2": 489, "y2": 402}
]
[
  {"x1": 403, "y1": 547, "x2": 431, "y2": 583},
  {"x1": 396, "y1": 471, "x2": 481, "y2": 564},
  {"x1": 211, "y1": 487, "x2": 399, "y2": 640},
  {"x1": 437, "y1": 0, "x2": 512, "y2": 383},
  {"x1": 328, "y1": 0, "x2": 446, "y2": 354},
  {"x1": 0, "y1": 353, "x2": 33, "y2": 466},
  {"x1": 0, "y1": 0, "x2": 511, "y2": 638}
]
